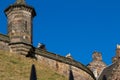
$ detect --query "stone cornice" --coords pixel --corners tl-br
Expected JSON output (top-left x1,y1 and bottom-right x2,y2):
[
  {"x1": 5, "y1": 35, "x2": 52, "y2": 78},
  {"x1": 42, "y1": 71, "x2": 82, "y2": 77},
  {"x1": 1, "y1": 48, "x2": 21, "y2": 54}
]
[
  {"x1": 4, "y1": 4, "x2": 36, "y2": 17},
  {"x1": 9, "y1": 42, "x2": 32, "y2": 46}
]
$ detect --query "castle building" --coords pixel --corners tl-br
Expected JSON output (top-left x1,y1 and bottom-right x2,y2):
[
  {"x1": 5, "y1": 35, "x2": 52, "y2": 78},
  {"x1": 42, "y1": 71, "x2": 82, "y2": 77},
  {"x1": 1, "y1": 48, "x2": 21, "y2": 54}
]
[
  {"x1": 4, "y1": 0, "x2": 36, "y2": 55},
  {"x1": 98, "y1": 45, "x2": 120, "y2": 80},
  {"x1": 0, "y1": 0, "x2": 120, "y2": 80},
  {"x1": 87, "y1": 52, "x2": 107, "y2": 79}
]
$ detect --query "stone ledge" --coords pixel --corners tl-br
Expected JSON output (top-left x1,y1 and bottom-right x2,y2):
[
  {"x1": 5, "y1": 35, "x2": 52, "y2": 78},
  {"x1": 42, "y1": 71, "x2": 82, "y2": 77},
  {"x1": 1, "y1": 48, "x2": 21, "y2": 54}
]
[{"x1": 0, "y1": 33, "x2": 9, "y2": 42}]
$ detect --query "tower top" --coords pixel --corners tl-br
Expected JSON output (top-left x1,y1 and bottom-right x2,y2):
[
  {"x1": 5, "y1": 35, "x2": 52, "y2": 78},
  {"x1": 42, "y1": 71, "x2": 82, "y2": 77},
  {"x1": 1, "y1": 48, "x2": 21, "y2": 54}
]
[
  {"x1": 15, "y1": 0, "x2": 26, "y2": 5},
  {"x1": 117, "y1": 44, "x2": 120, "y2": 49},
  {"x1": 92, "y1": 51, "x2": 102, "y2": 61},
  {"x1": 4, "y1": 0, "x2": 36, "y2": 17}
]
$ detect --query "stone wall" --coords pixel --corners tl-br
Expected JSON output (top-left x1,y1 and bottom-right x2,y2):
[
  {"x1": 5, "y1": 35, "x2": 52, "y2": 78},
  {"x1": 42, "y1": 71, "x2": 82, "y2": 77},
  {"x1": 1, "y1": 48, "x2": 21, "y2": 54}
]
[
  {"x1": 35, "y1": 48, "x2": 96, "y2": 80},
  {"x1": 0, "y1": 41, "x2": 9, "y2": 51},
  {"x1": 0, "y1": 34, "x2": 9, "y2": 51},
  {"x1": 0, "y1": 33, "x2": 96, "y2": 80}
]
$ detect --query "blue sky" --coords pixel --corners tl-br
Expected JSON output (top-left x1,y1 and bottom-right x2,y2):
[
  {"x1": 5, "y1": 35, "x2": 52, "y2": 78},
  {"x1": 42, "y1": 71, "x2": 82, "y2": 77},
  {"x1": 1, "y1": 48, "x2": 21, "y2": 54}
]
[{"x1": 0, "y1": 0, "x2": 120, "y2": 65}]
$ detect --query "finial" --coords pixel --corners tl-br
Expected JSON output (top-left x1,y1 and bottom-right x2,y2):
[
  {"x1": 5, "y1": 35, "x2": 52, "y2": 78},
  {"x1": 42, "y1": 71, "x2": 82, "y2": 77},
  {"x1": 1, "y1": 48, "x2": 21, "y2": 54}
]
[
  {"x1": 117, "y1": 44, "x2": 120, "y2": 49},
  {"x1": 15, "y1": 0, "x2": 26, "y2": 4},
  {"x1": 37, "y1": 43, "x2": 46, "y2": 50},
  {"x1": 66, "y1": 53, "x2": 73, "y2": 59},
  {"x1": 66, "y1": 53, "x2": 71, "y2": 57},
  {"x1": 37, "y1": 43, "x2": 42, "y2": 48}
]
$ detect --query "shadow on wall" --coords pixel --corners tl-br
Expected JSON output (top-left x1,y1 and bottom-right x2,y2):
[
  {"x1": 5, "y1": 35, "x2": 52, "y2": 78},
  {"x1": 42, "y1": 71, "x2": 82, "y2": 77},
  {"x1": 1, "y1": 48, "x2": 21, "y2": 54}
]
[
  {"x1": 69, "y1": 69, "x2": 74, "y2": 80},
  {"x1": 30, "y1": 64, "x2": 37, "y2": 80}
]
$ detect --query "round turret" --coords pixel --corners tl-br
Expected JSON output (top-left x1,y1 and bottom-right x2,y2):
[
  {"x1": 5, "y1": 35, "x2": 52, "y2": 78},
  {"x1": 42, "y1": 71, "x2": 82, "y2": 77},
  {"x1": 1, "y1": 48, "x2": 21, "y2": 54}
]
[{"x1": 4, "y1": 0, "x2": 36, "y2": 55}]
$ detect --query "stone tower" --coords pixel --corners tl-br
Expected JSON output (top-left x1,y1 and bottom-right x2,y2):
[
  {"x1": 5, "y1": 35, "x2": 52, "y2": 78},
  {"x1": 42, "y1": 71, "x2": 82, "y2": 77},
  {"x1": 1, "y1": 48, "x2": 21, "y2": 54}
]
[
  {"x1": 112, "y1": 44, "x2": 120, "y2": 63},
  {"x1": 87, "y1": 51, "x2": 106, "y2": 79},
  {"x1": 4, "y1": 0, "x2": 36, "y2": 55}
]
